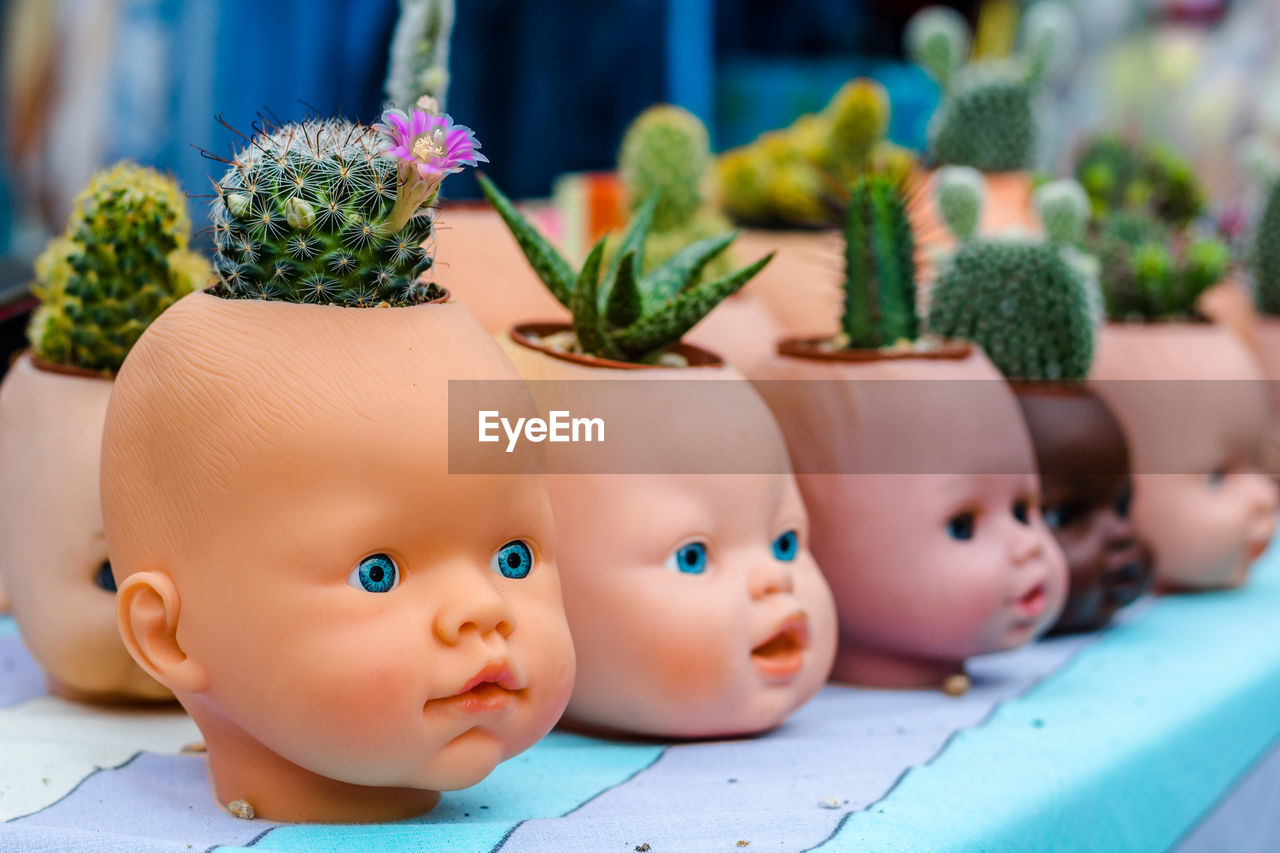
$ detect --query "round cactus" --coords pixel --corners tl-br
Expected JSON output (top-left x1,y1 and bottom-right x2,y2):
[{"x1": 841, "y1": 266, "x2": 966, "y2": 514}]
[
  {"x1": 1091, "y1": 210, "x2": 1227, "y2": 321},
  {"x1": 928, "y1": 62, "x2": 1036, "y2": 172},
  {"x1": 905, "y1": 6, "x2": 971, "y2": 89},
  {"x1": 1073, "y1": 135, "x2": 1205, "y2": 227},
  {"x1": 28, "y1": 162, "x2": 208, "y2": 375},
  {"x1": 1033, "y1": 179, "x2": 1089, "y2": 245},
  {"x1": 618, "y1": 105, "x2": 712, "y2": 231},
  {"x1": 935, "y1": 165, "x2": 985, "y2": 241},
  {"x1": 1255, "y1": 179, "x2": 1280, "y2": 315}
]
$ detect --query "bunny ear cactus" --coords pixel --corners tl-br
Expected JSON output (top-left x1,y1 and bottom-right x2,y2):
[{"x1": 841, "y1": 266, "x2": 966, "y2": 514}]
[
  {"x1": 479, "y1": 173, "x2": 773, "y2": 364},
  {"x1": 841, "y1": 176, "x2": 919, "y2": 349},
  {"x1": 927, "y1": 170, "x2": 1095, "y2": 381},
  {"x1": 28, "y1": 162, "x2": 210, "y2": 375},
  {"x1": 210, "y1": 106, "x2": 483, "y2": 307},
  {"x1": 908, "y1": 2, "x2": 1077, "y2": 173},
  {"x1": 1254, "y1": 178, "x2": 1280, "y2": 315}
]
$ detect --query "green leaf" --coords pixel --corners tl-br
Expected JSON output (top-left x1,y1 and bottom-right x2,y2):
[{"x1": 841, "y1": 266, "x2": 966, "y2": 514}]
[
  {"x1": 570, "y1": 238, "x2": 619, "y2": 359},
  {"x1": 605, "y1": 250, "x2": 642, "y2": 328},
  {"x1": 637, "y1": 231, "x2": 737, "y2": 310},
  {"x1": 598, "y1": 195, "x2": 658, "y2": 311},
  {"x1": 613, "y1": 252, "x2": 774, "y2": 358},
  {"x1": 477, "y1": 172, "x2": 576, "y2": 309}
]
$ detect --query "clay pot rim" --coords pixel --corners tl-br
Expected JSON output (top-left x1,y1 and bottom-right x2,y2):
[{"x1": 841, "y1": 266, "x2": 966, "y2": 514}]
[
  {"x1": 26, "y1": 352, "x2": 113, "y2": 382},
  {"x1": 775, "y1": 336, "x2": 973, "y2": 364},
  {"x1": 201, "y1": 285, "x2": 452, "y2": 310},
  {"x1": 509, "y1": 322, "x2": 725, "y2": 370},
  {"x1": 1008, "y1": 379, "x2": 1093, "y2": 398}
]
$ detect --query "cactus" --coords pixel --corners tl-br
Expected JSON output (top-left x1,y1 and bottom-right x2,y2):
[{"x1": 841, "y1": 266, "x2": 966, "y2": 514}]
[
  {"x1": 385, "y1": 0, "x2": 454, "y2": 111},
  {"x1": 1073, "y1": 134, "x2": 1205, "y2": 227},
  {"x1": 1255, "y1": 179, "x2": 1280, "y2": 315},
  {"x1": 907, "y1": 2, "x2": 1077, "y2": 172},
  {"x1": 479, "y1": 173, "x2": 772, "y2": 364},
  {"x1": 825, "y1": 79, "x2": 891, "y2": 178},
  {"x1": 1091, "y1": 210, "x2": 1228, "y2": 321},
  {"x1": 27, "y1": 162, "x2": 208, "y2": 375},
  {"x1": 841, "y1": 176, "x2": 918, "y2": 348},
  {"x1": 927, "y1": 171, "x2": 1095, "y2": 381},
  {"x1": 617, "y1": 105, "x2": 735, "y2": 279},
  {"x1": 209, "y1": 109, "x2": 481, "y2": 306}
]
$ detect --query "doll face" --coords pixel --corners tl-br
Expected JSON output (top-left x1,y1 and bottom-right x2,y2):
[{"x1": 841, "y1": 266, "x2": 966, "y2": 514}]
[
  {"x1": 169, "y1": 401, "x2": 575, "y2": 793},
  {"x1": 553, "y1": 471, "x2": 837, "y2": 739},
  {"x1": 826, "y1": 474, "x2": 1067, "y2": 669},
  {"x1": 1018, "y1": 390, "x2": 1152, "y2": 633}
]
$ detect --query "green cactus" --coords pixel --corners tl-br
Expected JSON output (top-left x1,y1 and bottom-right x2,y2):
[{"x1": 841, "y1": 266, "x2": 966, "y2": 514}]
[
  {"x1": 1092, "y1": 210, "x2": 1227, "y2": 321},
  {"x1": 1254, "y1": 179, "x2": 1280, "y2": 315},
  {"x1": 908, "y1": 2, "x2": 1076, "y2": 172},
  {"x1": 479, "y1": 173, "x2": 772, "y2": 364},
  {"x1": 209, "y1": 117, "x2": 441, "y2": 306},
  {"x1": 385, "y1": 0, "x2": 454, "y2": 110},
  {"x1": 927, "y1": 172, "x2": 1095, "y2": 381},
  {"x1": 825, "y1": 79, "x2": 891, "y2": 178},
  {"x1": 1073, "y1": 134, "x2": 1205, "y2": 227},
  {"x1": 28, "y1": 162, "x2": 208, "y2": 375},
  {"x1": 841, "y1": 176, "x2": 918, "y2": 348}
]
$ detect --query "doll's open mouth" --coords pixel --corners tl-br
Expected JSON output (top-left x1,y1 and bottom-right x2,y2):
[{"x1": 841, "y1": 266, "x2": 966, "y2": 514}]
[
  {"x1": 429, "y1": 663, "x2": 524, "y2": 714},
  {"x1": 751, "y1": 616, "x2": 809, "y2": 683},
  {"x1": 1014, "y1": 583, "x2": 1047, "y2": 619}
]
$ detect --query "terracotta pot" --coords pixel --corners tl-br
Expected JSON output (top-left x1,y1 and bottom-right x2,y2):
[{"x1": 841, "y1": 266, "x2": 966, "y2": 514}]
[
  {"x1": 496, "y1": 324, "x2": 838, "y2": 739},
  {"x1": 1198, "y1": 277, "x2": 1261, "y2": 360},
  {"x1": 734, "y1": 228, "x2": 843, "y2": 338},
  {"x1": 1090, "y1": 322, "x2": 1279, "y2": 591},
  {"x1": 751, "y1": 340, "x2": 1068, "y2": 690},
  {"x1": 0, "y1": 354, "x2": 172, "y2": 703},
  {"x1": 1014, "y1": 386, "x2": 1153, "y2": 634},
  {"x1": 1249, "y1": 317, "x2": 1280, "y2": 476},
  {"x1": 684, "y1": 291, "x2": 784, "y2": 376},
  {"x1": 99, "y1": 290, "x2": 576, "y2": 823}
]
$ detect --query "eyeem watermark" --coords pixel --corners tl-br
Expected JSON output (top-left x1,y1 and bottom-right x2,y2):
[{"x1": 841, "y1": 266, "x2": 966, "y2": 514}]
[{"x1": 478, "y1": 410, "x2": 605, "y2": 453}]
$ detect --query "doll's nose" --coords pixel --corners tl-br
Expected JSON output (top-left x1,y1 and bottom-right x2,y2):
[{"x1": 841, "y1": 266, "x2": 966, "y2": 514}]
[
  {"x1": 749, "y1": 557, "x2": 795, "y2": 600},
  {"x1": 433, "y1": 569, "x2": 516, "y2": 646},
  {"x1": 1008, "y1": 521, "x2": 1045, "y2": 564}
]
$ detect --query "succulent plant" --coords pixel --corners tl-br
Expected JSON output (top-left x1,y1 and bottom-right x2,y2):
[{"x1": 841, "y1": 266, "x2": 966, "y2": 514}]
[
  {"x1": 385, "y1": 0, "x2": 454, "y2": 111},
  {"x1": 841, "y1": 176, "x2": 918, "y2": 349},
  {"x1": 927, "y1": 168, "x2": 1095, "y2": 381},
  {"x1": 617, "y1": 105, "x2": 734, "y2": 279},
  {"x1": 1091, "y1": 210, "x2": 1228, "y2": 321},
  {"x1": 1254, "y1": 178, "x2": 1280, "y2": 315},
  {"x1": 27, "y1": 162, "x2": 209, "y2": 375},
  {"x1": 209, "y1": 108, "x2": 482, "y2": 306},
  {"x1": 1073, "y1": 134, "x2": 1205, "y2": 227},
  {"x1": 907, "y1": 2, "x2": 1076, "y2": 172},
  {"x1": 824, "y1": 79, "x2": 891, "y2": 179},
  {"x1": 479, "y1": 173, "x2": 772, "y2": 363}
]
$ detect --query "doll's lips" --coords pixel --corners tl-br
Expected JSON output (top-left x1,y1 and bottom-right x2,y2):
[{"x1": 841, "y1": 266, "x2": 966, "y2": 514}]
[
  {"x1": 430, "y1": 662, "x2": 524, "y2": 714},
  {"x1": 1013, "y1": 582, "x2": 1048, "y2": 620},
  {"x1": 751, "y1": 615, "x2": 809, "y2": 684}
]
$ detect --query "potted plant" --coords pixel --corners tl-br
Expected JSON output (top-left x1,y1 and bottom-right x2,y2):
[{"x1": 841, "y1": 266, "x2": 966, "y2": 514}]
[
  {"x1": 1087, "y1": 181, "x2": 1278, "y2": 591},
  {"x1": 0, "y1": 162, "x2": 206, "y2": 703},
  {"x1": 99, "y1": 108, "x2": 577, "y2": 823},
  {"x1": 904, "y1": 2, "x2": 1077, "y2": 245},
  {"x1": 478, "y1": 173, "x2": 839, "y2": 739},
  {"x1": 751, "y1": 172, "x2": 1068, "y2": 691},
  {"x1": 928, "y1": 172, "x2": 1153, "y2": 634},
  {"x1": 1248, "y1": 173, "x2": 1280, "y2": 472}
]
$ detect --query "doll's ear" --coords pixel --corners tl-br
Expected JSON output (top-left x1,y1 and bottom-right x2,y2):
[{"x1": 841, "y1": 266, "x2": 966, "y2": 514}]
[{"x1": 116, "y1": 571, "x2": 209, "y2": 695}]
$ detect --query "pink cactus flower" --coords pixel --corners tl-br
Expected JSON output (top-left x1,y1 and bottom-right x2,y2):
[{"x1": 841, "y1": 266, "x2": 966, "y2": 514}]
[{"x1": 377, "y1": 107, "x2": 487, "y2": 181}]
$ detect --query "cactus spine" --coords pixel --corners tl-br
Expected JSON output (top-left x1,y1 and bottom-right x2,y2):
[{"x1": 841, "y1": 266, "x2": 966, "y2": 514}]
[
  {"x1": 28, "y1": 162, "x2": 208, "y2": 375},
  {"x1": 841, "y1": 176, "x2": 918, "y2": 348}
]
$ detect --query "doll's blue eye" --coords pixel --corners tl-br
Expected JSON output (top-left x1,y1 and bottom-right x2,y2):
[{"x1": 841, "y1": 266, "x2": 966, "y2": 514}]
[
  {"x1": 1207, "y1": 468, "x2": 1228, "y2": 488},
  {"x1": 947, "y1": 512, "x2": 975, "y2": 541},
  {"x1": 772, "y1": 530, "x2": 799, "y2": 562},
  {"x1": 1012, "y1": 498, "x2": 1032, "y2": 526},
  {"x1": 94, "y1": 560, "x2": 116, "y2": 593},
  {"x1": 349, "y1": 553, "x2": 398, "y2": 593},
  {"x1": 492, "y1": 541, "x2": 534, "y2": 579},
  {"x1": 667, "y1": 542, "x2": 708, "y2": 574}
]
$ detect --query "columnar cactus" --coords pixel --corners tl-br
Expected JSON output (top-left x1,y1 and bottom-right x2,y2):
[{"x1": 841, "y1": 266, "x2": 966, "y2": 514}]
[
  {"x1": 617, "y1": 105, "x2": 734, "y2": 278},
  {"x1": 385, "y1": 0, "x2": 455, "y2": 110},
  {"x1": 1092, "y1": 211, "x2": 1228, "y2": 321},
  {"x1": 1255, "y1": 178, "x2": 1280, "y2": 315},
  {"x1": 1074, "y1": 134, "x2": 1205, "y2": 227},
  {"x1": 927, "y1": 168, "x2": 1095, "y2": 381},
  {"x1": 907, "y1": 2, "x2": 1076, "y2": 172},
  {"x1": 841, "y1": 176, "x2": 918, "y2": 348},
  {"x1": 210, "y1": 107, "x2": 482, "y2": 306},
  {"x1": 479, "y1": 174, "x2": 772, "y2": 363},
  {"x1": 28, "y1": 162, "x2": 209, "y2": 375}
]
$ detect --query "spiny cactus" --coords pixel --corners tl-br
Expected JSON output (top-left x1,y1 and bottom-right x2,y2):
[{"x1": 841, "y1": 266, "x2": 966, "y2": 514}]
[
  {"x1": 385, "y1": 0, "x2": 454, "y2": 111},
  {"x1": 1091, "y1": 210, "x2": 1228, "y2": 321},
  {"x1": 617, "y1": 105, "x2": 734, "y2": 279},
  {"x1": 209, "y1": 108, "x2": 482, "y2": 306},
  {"x1": 479, "y1": 173, "x2": 772, "y2": 364},
  {"x1": 907, "y1": 2, "x2": 1077, "y2": 172},
  {"x1": 841, "y1": 176, "x2": 918, "y2": 348},
  {"x1": 28, "y1": 162, "x2": 208, "y2": 375},
  {"x1": 825, "y1": 79, "x2": 891, "y2": 179},
  {"x1": 1255, "y1": 178, "x2": 1280, "y2": 315},
  {"x1": 1073, "y1": 134, "x2": 1205, "y2": 227},
  {"x1": 927, "y1": 168, "x2": 1094, "y2": 381}
]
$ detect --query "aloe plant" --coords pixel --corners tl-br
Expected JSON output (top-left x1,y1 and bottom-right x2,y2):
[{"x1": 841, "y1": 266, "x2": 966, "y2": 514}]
[{"x1": 478, "y1": 173, "x2": 772, "y2": 363}]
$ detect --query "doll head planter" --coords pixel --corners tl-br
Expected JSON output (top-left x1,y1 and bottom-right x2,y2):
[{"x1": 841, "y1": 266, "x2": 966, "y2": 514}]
[
  {"x1": 928, "y1": 173, "x2": 1153, "y2": 633},
  {"x1": 0, "y1": 162, "x2": 208, "y2": 703},
  {"x1": 751, "y1": 176, "x2": 1068, "y2": 690},
  {"x1": 480, "y1": 176, "x2": 838, "y2": 739},
  {"x1": 100, "y1": 113, "x2": 575, "y2": 823}
]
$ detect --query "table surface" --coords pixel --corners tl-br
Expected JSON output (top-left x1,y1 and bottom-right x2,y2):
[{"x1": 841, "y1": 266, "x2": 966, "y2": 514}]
[{"x1": 2, "y1": 541, "x2": 1279, "y2": 853}]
